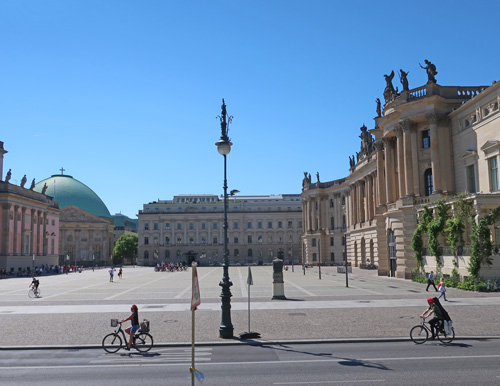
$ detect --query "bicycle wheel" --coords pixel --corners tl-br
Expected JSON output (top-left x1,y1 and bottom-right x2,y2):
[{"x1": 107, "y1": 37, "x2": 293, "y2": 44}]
[
  {"x1": 102, "y1": 333, "x2": 122, "y2": 353},
  {"x1": 28, "y1": 289, "x2": 35, "y2": 298},
  {"x1": 410, "y1": 325, "x2": 428, "y2": 344},
  {"x1": 437, "y1": 327, "x2": 455, "y2": 344},
  {"x1": 35, "y1": 289, "x2": 41, "y2": 297},
  {"x1": 134, "y1": 333, "x2": 153, "y2": 353}
]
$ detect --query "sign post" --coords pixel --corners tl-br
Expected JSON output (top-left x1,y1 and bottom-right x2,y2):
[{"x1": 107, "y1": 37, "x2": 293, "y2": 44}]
[
  {"x1": 239, "y1": 266, "x2": 261, "y2": 339},
  {"x1": 190, "y1": 263, "x2": 204, "y2": 385}
]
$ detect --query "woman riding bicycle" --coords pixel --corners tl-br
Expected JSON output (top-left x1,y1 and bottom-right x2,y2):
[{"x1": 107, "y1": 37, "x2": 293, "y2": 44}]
[
  {"x1": 120, "y1": 304, "x2": 140, "y2": 351},
  {"x1": 420, "y1": 297, "x2": 447, "y2": 339}
]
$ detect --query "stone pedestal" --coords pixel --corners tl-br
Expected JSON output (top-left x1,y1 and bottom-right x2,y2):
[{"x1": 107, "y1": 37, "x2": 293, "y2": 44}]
[{"x1": 272, "y1": 258, "x2": 286, "y2": 300}]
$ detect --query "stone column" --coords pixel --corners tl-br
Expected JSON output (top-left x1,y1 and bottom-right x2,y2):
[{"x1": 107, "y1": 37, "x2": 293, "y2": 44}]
[
  {"x1": 366, "y1": 176, "x2": 372, "y2": 221},
  {"x1": 401, "y1": 120, "x2": 415, "y2": 196},
  {"x1": 375, "y1": 141, "x2": 386, "y2": 206},
  {"x1": 0, "y1": 204, "x2": 10, "y2": 255},
  {"x1": 427, "y1": 113, "x2": 442, "y2": 193},
  {"x1": 21, "y1": 207, "x2": 26, "y2": 255},
  {"x1": 13, "y1": 205, "x2": 19, "y2": 255},
  {"x1": 395, "y1": 126, "x2": 406, "y2": 198},
  {"x1": 383, "y1": 137, "x2": 397, "y2": 204}
]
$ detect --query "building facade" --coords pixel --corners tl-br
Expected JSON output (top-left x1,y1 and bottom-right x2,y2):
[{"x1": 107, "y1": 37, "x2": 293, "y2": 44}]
[
  {"x1": 137, "y1": 194, "x2": 303, "y2": 266},
  {"x1": 0, "y1": 141, "x2": 60, "y2": 273},
  {"x1": 302, "y1": 69, "x2": 500, "y2": 279},
  {"x1": 34, "y1": 173, "x2": 114, "y2": 267}
]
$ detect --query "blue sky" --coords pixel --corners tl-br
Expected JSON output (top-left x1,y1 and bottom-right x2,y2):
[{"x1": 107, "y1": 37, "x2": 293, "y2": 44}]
[{"x1": 1, "y1": 0, "x2": 499, "y2": 219}]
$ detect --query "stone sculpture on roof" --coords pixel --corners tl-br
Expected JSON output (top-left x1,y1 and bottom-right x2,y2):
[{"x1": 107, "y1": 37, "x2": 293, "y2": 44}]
[
  {"x1": 5, "y1": 169, "x2": 11, "y2": 183},
  {"x1": 383, "y1": 70, "x2": 398, "y2": 103},
  {"x1": 399, "y1": 69, "x2": 409, "y2": 91},
  {"x1": 20, "y1": 174, "x2": 27, "y2": 188},
  {"x1": 420, "y1": 60, "x2": 437, "y2": 84}
]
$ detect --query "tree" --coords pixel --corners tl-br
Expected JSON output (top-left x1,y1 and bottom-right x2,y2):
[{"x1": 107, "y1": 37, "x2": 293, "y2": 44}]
[{"x1": 113, "y1": 234, "x2": 138, "y2": 265}]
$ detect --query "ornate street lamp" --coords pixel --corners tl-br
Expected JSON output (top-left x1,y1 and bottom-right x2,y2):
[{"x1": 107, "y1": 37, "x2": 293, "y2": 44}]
[{"x1": 216, "y1": 98, "x2": 234, "y2": 339}]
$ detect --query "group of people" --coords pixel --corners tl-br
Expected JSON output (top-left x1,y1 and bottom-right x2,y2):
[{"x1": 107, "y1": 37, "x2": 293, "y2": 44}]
[
  {"x1": 422, "y1": 270, "x2": 451, "y2": 339},
  {"x1": 426, "y1": 270, "x2": 448, "y2": 301},
  {"x1": 155, "y1": 262, "x2": 188, "y2": 272},
  {"x1": 109, "y1": 267, "x2": 123, "y2": 282}
]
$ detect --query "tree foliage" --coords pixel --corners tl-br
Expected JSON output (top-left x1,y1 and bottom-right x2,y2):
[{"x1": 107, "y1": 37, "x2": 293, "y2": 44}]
[{"x1": 113, "y1": 234, "x2": 138, "y2": 265}]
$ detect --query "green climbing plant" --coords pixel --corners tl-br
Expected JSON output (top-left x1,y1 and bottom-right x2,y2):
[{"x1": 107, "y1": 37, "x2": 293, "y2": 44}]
[
  {"x1": 469, "y1": 205, "x2": 500, "y2": 278},
  {"x1": 411, "y1": 206, "x2": 433, "y2": 271},
  {"x1": 426, "y1": 200, "x2": 449, "y2": 271}
]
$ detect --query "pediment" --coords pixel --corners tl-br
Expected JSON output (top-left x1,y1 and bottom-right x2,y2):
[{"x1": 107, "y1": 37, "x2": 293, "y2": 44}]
[
  {"x1": 480, "y1": 140, "x2": 500, "y2": 154},
  {"x1": 60, "y1": 205, "x2": 110, "y2": 224},
  {"x1": 459, "y1": 150, "x2": 477, "y2": 160}
]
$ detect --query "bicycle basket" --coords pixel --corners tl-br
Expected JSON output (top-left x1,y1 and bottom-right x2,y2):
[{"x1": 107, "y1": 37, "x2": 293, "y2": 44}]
[
  {"x1": 111, "y1": 319, "x2": 119, "y2": 327},
  {"x1": 140, "y1": 319, "x2": 150, "y2": 332}
]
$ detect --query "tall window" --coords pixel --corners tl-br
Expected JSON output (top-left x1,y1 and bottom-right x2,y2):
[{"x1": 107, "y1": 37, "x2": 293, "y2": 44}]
[
  {"x1": 258, "y1": 222, "x2": 262, "y2": 229},
  {"x1": 233, "y1": 222, "x2": 238, "y2": 229},
  {"x1": 189, "y1": 222, "x2": 194, "y2": 230},
  {"x1": 165, "y1": 236, "x2": 170, "y2": 245},
  {"x1": 153, "y1": 223, "x2": 158, "y2": 230},
  {"x1": 165, "y1": 223, "x2": 170, "y2": 230},
  {"x1": 177, "y1": 223, "x2": 182, "y2": 230},
  {"x1": 489, "y1": 156, "x2": 499, "y2": 191},
  {"x1": 268, "y1": 221, "x2": 272, "y2": 228},
  {"x1": 201, "y1": 222, "x2": 206, "y2": 229},
  {"x1": 312, "y1": 238, "x2": 316, "y2": 247},
  {"x1": 144, "y1": 250, "x2": 149, "y2": 259},
  {"x1": 330, "y1": 217, "x2": 335, "y2": 229},
  {"x1": 248, "y1": 235, "x2": 253, "y2": 244},
  {"x1": 330, "y1": 237, "x2": 334, "y2": 246},
  {"x1": 422, "y1": 129, "x2": 431, "y2": 148},
  {"x1": 424, "y1": 168, "x2": 433, "y2": 196},
  {"x1": 144, "y1": 223, "x2": 149, "y2": 230},
  {"x1": 144, "y1": 237, "x2": 149, "y2": 245},
  {"x1": 467, "y1": 165, "x2": 476, "y2": 193}
]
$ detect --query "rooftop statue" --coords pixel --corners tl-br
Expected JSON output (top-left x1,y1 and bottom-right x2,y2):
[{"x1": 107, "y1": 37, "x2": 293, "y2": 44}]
[
  {"x1": 5, "y1": 169, "x2": 11, "y2": 183},
  {"x1": 399, "y1": 69, "x2": 409, "y2": 91},
  {"x1": 376, "y1": 98, "x2": 381, "y2": 117},
  {"x1": 359, "y1": 124, "x2": 374, "y2": 156},
  {"x1": 20, "y1": 174, "x2": 27, "y2": 188},
  {"x1": 419, "y1": 60, "x2": 437, "y2": 84},
  {"x1": 41, "y1": 183, "x2": 48, "y2": 195},
  {"x1": 302, "y1": 172, "x2": 312, "y2": 187},
  {"x1": 29, "y1": 178, "x2": 36, "y2": 190},
  {"x1": 316, "y1": 172, "x2": 320, "y2": 183},
  {"x1": 383, "y1": 70, "x2": 397, "y2": 103}
]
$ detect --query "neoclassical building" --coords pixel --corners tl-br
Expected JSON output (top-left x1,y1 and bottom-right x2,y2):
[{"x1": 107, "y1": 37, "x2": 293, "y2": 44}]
[
  {"x1": 302, "y1": 67, "x2": 500, "y2": 279},
  {"x1": 138, "y1": 194, "x2": 303, "y2": 266},
  {"x1": 34, "y1": 173, "x2": 115, "y2": 266},
  {"x1": 0, "y1": 141, "x2": 60, "y2": 273}
]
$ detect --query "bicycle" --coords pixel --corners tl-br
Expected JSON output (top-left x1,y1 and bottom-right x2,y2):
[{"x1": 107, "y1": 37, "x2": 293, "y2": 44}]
[
  {"x1": 28, "y1": 286, "x2": 41, "y2": 298},
  {"x1": 410, "y1": 316, "x2": 455, "y2": 344},
  {"x1": 102, "y1": 319, "x2": 153, "y2": 353}
]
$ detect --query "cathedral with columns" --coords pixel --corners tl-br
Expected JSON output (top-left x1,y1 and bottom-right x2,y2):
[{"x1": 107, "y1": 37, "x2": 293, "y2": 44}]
[{"x1": 302, "y1": 64, "x2": 500, "y2": 279}]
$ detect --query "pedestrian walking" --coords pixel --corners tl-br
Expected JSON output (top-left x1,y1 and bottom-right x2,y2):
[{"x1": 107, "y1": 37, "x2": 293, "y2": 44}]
[
  {"x1": 109, "y1": 268, "x2": 115, "y2": 282},
  {"x1": 118, "y1": 268, "x2": 123, "y2": 279},
  {"x1": 438, "y1": 277, "x2": 448, "y2": 301},
  {"x1": 426, "y1": 271, "x2": 438, "y2": 292}
]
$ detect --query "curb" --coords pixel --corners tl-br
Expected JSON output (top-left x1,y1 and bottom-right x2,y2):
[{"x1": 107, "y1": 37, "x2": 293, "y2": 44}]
[{"x1": 2, "y1": 336, "x2": 500, "y2": 351}]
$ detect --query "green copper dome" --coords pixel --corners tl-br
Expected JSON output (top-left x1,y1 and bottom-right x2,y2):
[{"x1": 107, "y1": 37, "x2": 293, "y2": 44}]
[{"x1": 34, "y1": 174, "x2": 111, "y2": 218}]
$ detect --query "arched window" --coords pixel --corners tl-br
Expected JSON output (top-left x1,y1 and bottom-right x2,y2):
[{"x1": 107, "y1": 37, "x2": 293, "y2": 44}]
[{"x1": 424, "y1": 168, "x2": 433, "y2": 196}]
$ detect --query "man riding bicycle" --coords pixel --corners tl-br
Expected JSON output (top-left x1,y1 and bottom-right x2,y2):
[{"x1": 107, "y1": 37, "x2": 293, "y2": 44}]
[{"x1": 30, "y1": 277, "x2": 40, "y2": 295}]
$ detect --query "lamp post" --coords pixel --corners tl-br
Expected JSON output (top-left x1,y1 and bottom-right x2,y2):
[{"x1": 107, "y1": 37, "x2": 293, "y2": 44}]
[{"x1": 216, "y1": 98, "x2": 234, "y2": 339}]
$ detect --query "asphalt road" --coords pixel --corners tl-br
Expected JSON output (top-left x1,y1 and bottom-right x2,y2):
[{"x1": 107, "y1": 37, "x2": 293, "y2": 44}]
[{"x1": 1, "y1": 340, "x2": 500, "y2": 385}]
